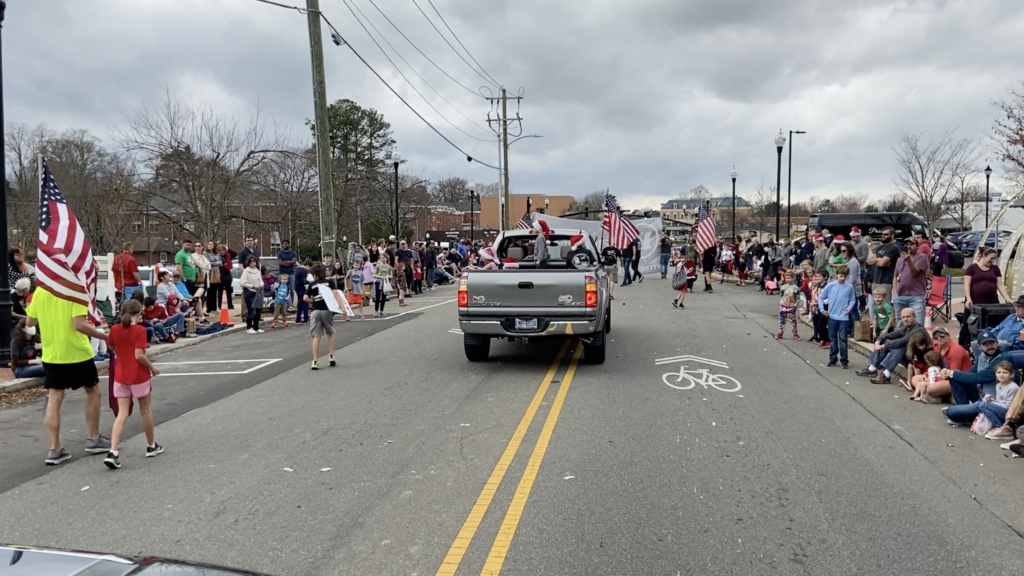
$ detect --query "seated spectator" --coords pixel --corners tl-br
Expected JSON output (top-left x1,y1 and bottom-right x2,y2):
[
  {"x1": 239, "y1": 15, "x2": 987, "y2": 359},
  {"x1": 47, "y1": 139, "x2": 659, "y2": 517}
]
[
  {"x1": 943, "y1": 360, "x2": 1020, "y2": 427},
  {"x1": 856, "y1": 307, "x2": 928, "y2": 384},
  {"x1": 173, "y1": 273, "x2": 192, "y2": 300},
  {"x1": 907, "y1": 326, "x2": 971, "y2": 402},
  {"x1": 941, "y1": 330, "x2": 1020, "y2": 416},
  {"x1": 974, "y1": 294, "x2": 1024, "y2": 358},
  {"x1": 143, "y1": 296, "x2": 184, "y2": 342},
  {"x1": 12, "y1": 277, "x2": 31, "y2": 320},
  {"x1": 984, "y1": 385, "x2": 1024, "y2": 443},
  {"x1": 900, "y1": 332, "x2": 932, "y2": 391},
  {"x1": 155, "y1": 271, "x2": 185, "y2": 305},
  {"x1": 11, "y1": 318, "x2": 44, "y2": 379}
]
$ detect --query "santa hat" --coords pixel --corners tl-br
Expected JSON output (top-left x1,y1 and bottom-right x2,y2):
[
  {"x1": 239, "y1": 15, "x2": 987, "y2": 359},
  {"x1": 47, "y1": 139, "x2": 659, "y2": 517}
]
[
  {"x1": 533, "y1": 219, "x2": 551, "y2": 239},
  {"x1": 813, "y1": 233, "x2": 824, "y2": 241},
  {"x1": 850, "y1": 226, "x2": 862, "y2": 237},
  {"x1": 478, "y1": 246, "x2": 498, "y2": 262},
  {"x1": 834, "y1": 235, "x2": 846, "y2": 242},
  {"x1": 570, "y1": 234, "x2": 586, "y2": 250}
]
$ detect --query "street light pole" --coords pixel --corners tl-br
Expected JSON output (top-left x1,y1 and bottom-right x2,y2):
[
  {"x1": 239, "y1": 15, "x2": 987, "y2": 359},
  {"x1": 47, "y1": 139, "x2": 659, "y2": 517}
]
[
  {"x1": 730, "y1": 166, "x2": 738, "y2": 242},
  {"x1": 774, "y1": 130, "x2": 786, "y2": 239},
  {"x1": 468, "y1": 182, "x2": 476, "y2": 243},
  {"x1": 0, "y1": 1, "x2": 11, "y2": 365},
  {"x1": 392, "y1": 151, "x2": 402, "y2": 239},
  {"x1": 787, "y1": 130, "x2": 806, "y2": 237},
  {"x1": 985, "y1": 165, "x2": 993, "y2": 230}
]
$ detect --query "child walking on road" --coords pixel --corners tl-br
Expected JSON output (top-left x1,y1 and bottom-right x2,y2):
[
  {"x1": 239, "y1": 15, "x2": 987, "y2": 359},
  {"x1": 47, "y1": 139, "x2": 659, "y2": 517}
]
[
  {"x1": 777, "y1": 270, "x2": 801, "y2": 340},
  {"x1": 104, "y1": 299, "x2": 162, "y2": 469},
  {"x1": 304, "y1": 264, "x2": 338, "y2": 370}
]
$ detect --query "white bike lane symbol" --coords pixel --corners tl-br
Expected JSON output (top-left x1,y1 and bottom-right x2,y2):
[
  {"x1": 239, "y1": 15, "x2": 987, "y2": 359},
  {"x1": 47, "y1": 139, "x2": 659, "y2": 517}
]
[{"x1": 656, "y1": 355, "x2": 741, "y2": 393}]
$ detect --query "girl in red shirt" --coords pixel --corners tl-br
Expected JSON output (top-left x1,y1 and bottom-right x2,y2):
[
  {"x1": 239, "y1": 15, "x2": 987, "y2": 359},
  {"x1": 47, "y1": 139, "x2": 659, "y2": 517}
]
[{"x1": 104, "y1": 299, "x2": 163, "y2": 470}]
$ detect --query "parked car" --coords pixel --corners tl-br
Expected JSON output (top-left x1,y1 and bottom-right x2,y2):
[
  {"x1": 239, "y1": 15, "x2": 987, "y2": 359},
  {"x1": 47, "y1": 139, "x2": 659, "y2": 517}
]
[
  {"x1": 0, "y1": 543, "x2": 273, "y2": 575},
  {"x1": 959, "y1": 230, "x2": 1012, "y2": 256}
]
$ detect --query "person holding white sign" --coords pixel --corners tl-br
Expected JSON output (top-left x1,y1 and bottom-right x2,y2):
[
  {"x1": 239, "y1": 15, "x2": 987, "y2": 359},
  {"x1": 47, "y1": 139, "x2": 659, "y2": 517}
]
[{"x1": 304, "y1": 264, "x2": 340, "y2": 370}]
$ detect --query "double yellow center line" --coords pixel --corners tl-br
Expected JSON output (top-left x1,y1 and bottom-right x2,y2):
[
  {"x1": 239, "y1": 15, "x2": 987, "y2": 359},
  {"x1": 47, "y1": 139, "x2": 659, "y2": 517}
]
[{"x1": 434, "y1": 339, "x2": 583, "y2": 576}]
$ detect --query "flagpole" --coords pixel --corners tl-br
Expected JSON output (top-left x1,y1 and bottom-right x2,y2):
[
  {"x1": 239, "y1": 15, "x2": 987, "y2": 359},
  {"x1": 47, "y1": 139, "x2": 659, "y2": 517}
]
[{"x1": 0, "y1": 0, "x2": 10, "y2": 365}]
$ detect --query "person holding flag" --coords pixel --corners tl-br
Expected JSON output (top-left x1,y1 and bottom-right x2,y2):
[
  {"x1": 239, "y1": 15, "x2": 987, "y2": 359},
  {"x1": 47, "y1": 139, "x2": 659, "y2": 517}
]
[
  {"x1": 694, "y1": 203, "x2": 718, "y2": 292},
  {"x1": 28, "y1": 159, "x2": 111, "y2": 466}
]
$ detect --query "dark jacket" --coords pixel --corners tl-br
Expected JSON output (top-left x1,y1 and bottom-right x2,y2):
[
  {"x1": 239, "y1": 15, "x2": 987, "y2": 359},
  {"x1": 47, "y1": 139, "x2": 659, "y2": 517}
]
[
  {"x1": 424, "y1": 248, "x2": 438, "y2": 269},
  {"x1": 950, "y1": 350, "x2": 1023, "y2": 387},
  {"x1": 877, "y1": 322, "x2": 928, "y2": 351}
]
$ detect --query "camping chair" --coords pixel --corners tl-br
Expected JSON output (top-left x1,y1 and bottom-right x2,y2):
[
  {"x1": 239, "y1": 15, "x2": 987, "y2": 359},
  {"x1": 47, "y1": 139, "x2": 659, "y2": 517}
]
[{"x1": 927, "y1": 274, "x2": 951, "y2": 323}]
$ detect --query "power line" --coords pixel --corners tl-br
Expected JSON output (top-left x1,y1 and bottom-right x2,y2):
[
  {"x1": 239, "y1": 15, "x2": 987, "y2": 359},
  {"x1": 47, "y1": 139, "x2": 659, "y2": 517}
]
[
  {"x1": 341, "y1": 0, "x2": 493, "y2": 142},
  {"x1": 425, "y1": 0, "x2": 502, "y2": 88},
  {"x1": 319, "y1": 13, "x2": 500, "y2": 170},
  {"x1": 248, "y1": 0, "x2": 308, "y2": 13},
  {"x1": 346, "y1": 0, "x2": 492, "y2": 135},
  {"x1": 409, "y1": 0, "x2": 499, "y2": 89},
  {"x1": 361, "y1": 0, "x2": 482, "y2": 98}
]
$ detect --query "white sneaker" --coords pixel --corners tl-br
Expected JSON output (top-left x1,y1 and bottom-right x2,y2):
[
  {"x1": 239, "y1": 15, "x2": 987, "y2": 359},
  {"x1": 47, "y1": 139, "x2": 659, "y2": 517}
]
[
  {"x1": 1000, "y1": 439, "x2": 1022, "y2": 450},
  {"x1": 247, "y1": 329, "x2": 257, "y2": 334},
  {"x1": 257, "y1": 329, "x2": 266, "y2": 334}
]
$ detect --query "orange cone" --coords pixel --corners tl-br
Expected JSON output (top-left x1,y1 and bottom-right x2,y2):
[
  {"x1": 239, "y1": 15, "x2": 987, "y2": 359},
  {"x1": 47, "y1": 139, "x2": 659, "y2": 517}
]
[
  {"x1": 924, "y1": 308, "x2": 932, "y2": 334},
  {"x1": 219, "y1": 290, "x2": 234, "y2": 326}
]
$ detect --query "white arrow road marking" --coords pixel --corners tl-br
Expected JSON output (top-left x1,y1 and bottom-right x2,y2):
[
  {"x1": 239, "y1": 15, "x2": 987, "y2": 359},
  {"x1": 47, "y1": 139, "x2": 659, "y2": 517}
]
[{"x1": 654, "y1": 355, "x2": 729, "y2": 368}]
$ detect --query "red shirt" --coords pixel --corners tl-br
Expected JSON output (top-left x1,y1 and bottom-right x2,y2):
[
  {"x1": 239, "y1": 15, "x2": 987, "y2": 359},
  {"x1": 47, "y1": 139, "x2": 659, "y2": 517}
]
[
  {"x1": 108, "y1": 324, "x2": 150, "y2": 385},
  {"x1": 143, "y1": 304, "x2": 168, "y2": 322},
  {"x1": 683, "y1": 262, "x2": 696, "y2": 279},
  {"x1": 112, "y1": 251, "x2": 140, "y2": 290},
  {"x1": 413, "y1": 268, "x2": 423, "y2": 280},
  {"x1": 936, "y1": 341, "x2": 972, "y2": 373}
]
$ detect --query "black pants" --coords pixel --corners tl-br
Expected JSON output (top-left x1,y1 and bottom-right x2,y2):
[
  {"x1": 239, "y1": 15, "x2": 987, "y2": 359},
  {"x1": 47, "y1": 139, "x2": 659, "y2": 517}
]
[
  {"x1": 374, "y1": 280, "x2": 388, "y2": 313},
  {"x1": 813, "y1": 312, "x2": 830, "y2": 342},
  {"x1": 224, "y1": 277, "x2": 235, "y2": 309},
  {"x1": 631, "y1": 257, "x2": 642, "y2": 280},
  {"x1": 243, "y1": 289, "x2": 262, "y2": 330},
  {"x1": 206, "y1": 283, "x2": 224, "y2": 313}
]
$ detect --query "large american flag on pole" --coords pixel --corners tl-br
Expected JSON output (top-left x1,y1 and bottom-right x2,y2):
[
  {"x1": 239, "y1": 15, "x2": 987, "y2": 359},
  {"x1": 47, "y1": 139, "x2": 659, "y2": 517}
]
[
  {"x1": 602, "y1": 194, "x2": 639, "y2": 249},
  {"x1": 694, "y1": 202, "x2": 716, "y2": 254},
  {"x1": 514, "y1": 210, "x2": 533, "y2": 230},
  {"x1": 36, "y1": 158, "x2": 101, "y2": 323}
]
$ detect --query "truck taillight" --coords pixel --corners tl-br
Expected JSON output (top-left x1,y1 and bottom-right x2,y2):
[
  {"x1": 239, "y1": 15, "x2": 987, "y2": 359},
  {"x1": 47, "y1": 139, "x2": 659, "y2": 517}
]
[
  {"x1": 585, "y1": 275, "x2": 598, "y2": 307},
  {"x1": 458, "y1": 274, "x2": 469, "y2": 307}
]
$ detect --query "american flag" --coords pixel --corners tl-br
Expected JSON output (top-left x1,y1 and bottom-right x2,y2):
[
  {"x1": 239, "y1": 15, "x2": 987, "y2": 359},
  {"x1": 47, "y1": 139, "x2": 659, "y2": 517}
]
[
  {"x1": 514, "y1": 210, "x2": 533, "y2": 230},
  {"x1": 36, "y1": 159, "x2": 101, "y2": 323},
  {"x1": 694, "y1": 203, "x2": 716, "y2": 254},
  {"x1": 602, "y1": 194, "x2": 639, "y2": 249}
]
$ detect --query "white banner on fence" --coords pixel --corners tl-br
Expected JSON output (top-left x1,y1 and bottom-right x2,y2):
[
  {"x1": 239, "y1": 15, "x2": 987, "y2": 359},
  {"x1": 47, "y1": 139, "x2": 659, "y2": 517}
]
[{"x1": 533, "y1": 214, "x2": 664, "y2": 273}]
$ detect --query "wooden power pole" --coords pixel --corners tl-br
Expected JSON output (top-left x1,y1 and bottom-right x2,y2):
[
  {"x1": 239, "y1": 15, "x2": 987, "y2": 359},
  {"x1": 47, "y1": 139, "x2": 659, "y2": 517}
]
[
  {"x1": 306, "y1": 0, "x2": 336, "y2": 260},
  {"x1": 501, "y1": 88, "x2": 511, "y2": 230}
]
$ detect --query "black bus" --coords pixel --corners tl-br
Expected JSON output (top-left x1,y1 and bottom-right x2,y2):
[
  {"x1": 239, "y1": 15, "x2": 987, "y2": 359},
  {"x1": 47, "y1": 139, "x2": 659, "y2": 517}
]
[{"x1": 807, "y1": 212, "x2": 929, "y2": 241}]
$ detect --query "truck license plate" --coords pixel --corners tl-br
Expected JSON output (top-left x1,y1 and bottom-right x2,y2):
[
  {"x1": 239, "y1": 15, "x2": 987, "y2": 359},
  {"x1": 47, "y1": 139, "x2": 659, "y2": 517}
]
[{"x1": 515, "y1": 318, "x2": 538, "y2": 330}]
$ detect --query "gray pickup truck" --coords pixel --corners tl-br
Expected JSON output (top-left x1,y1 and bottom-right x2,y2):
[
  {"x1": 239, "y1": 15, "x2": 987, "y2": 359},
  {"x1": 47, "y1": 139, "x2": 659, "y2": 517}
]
[{"x1": 457, "y1": 228, "x2": 611, "y2": 364}]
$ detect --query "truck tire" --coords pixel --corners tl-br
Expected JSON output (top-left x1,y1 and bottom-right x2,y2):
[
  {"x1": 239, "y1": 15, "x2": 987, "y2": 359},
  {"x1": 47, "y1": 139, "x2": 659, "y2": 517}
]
[
  {"x1": 583, "y1": 330, "x2": 606, "y2": 365},
  {"x1": 604, "y1": 309, "x2": 611, "y2": 334},
  {"x1": 464, "y1": 334, "x2": 491, "y2": 362}
]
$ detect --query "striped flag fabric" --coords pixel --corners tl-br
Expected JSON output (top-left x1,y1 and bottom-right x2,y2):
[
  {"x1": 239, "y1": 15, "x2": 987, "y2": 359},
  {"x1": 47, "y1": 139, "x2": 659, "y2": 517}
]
[
  {"x1": 36, "y1": 158, "x2": 101, "y2": 323},
  {"x1": 514, "y1": 210, "x2": 533, "y2": 230},
  {"x1": 694, "y1": 203, "x2": 716, "y2": 254},
  {"x1": 602, "y1": 194, "x2": 640, "y2": 249}
]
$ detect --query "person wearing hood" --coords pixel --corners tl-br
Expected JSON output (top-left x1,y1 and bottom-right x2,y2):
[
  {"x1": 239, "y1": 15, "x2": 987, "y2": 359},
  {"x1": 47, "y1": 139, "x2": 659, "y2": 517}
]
[
  {"x1": 567, "y1": 235, "x2": 596, "y2": 269},
  {"x1": 532, "y1": 220, "x2": 551, "y2": 268}
]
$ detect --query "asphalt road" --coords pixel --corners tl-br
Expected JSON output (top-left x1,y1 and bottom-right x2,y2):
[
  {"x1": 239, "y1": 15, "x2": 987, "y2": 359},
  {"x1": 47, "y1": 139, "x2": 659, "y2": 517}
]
[{"x1": 0, "y1": 279, "x2": 1021, "y2": 575}]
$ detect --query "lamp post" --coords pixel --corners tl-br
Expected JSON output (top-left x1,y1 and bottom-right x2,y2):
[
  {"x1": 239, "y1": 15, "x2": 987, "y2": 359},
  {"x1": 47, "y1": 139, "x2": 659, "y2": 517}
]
[
  {"x1": 392, "y1": 151, "x2": 402, "y2": 239},
  {"x1": 544, "y1": 197, "x2": 550, "y2": 214},
  {"x1": 0, "y1": 1, "x2": 11, "y2": 365},
  {"x1": 468, "y1": 181, "x2": 476, "y2": 243},
  {"x1": 774, "y1": 130, "x2": 786, "y2": 239},
  {"x1": 985, "y1": 165, "x2": 993, "y2": 230},
  {"x1": 787, "y1": 129, "x2": 806, "y2": 237},
  {"x1": 730, "y1": 166, "x2": 738, "y2": 241}
]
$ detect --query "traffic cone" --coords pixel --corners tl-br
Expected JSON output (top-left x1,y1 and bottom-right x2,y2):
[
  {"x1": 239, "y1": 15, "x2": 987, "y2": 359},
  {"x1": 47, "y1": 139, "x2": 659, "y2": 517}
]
[
  {"x1": 219, "y1": 290, "x2": 234, "y2": 326},
  {"x1": 924, "y1": 308, "x2": 932, "y2": 334}
]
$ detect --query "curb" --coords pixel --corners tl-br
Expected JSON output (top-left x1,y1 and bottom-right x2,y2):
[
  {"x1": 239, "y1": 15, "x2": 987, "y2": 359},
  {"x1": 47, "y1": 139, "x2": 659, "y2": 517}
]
[
  {"x1": 796, "y1": 313, "x2": 910, "y2": 379},
  {"x1": 0, "y1": 325, "x2": 246, "y2": 395}
]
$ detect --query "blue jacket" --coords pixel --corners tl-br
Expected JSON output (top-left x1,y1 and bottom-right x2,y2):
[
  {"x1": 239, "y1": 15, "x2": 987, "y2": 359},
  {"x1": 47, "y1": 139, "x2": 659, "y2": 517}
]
[
  {"x1": 992, "y1": 314, "x2": 1024, "y2": 345},
  {"x1": 818, "y1": 281, "x2": 857, "y2": 321},
  {"x1": 950, "y1": 351, "x2": 1022, "y2": 396}
]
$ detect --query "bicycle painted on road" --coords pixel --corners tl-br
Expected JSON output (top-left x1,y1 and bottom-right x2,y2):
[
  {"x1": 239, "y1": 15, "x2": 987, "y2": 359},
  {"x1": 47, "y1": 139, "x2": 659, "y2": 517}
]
[{"x1": 661, "y1": 365, "x2": 742, "y2": 392}]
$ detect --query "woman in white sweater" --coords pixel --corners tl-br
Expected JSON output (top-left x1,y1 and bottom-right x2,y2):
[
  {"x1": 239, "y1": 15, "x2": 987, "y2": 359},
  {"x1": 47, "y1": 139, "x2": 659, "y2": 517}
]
[{"x1": 239, "y1": 256, "x2": 264, "y2": 334}]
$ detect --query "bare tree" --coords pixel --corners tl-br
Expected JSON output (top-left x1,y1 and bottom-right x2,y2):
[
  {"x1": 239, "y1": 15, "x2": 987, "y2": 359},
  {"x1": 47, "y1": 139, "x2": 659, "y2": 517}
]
[
  {"x1": 568, "y1": 189, "x2": 614, "y2": 220},
  {"x1": 113, "y1": 89, "x2": 291, "y2": 242},
  {"x1": 992, "y1": 83, "x2": 1024, "y2": 192},
  {"x1": 881, "y1": 192, "x2": 911, "y2": 212},
  {"x1": 893, "y1": 131, "x2": 978, "y2": 229},
  {"x1": 248, "y1": 147, "x2": 320, "y2": 249},
  {"x1": 947, "y1": 168, "x2": 985, "y2": 230},
  {"x1": 830, "y1": 193, "x2": 869, "y2": 213},
  {"x1": 4, "y1": 122, "x2": 52, "y2": 250},
  {"x1": 682, "y1": 184, "x2": 711, "y2": 204},
  {"x1": 747, "y1": 182, "x2": 777, "y2": 233},
  {"x1": 430, "y1": 176, "x2": 468, "y2": 204},
  {"x1": 476, "y1": 182, "x2": 501, "y2": 197}
]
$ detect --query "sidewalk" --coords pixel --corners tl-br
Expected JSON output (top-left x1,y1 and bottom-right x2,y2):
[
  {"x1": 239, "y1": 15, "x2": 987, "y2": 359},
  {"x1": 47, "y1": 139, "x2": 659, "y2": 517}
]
[{"x1": 0, "y1": 306, "x2": 248, "y2": 395}]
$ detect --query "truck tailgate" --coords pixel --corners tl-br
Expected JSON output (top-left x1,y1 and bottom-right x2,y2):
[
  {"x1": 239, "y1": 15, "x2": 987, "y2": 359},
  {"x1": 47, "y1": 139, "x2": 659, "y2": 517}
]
[{"x1": 462, "y1": 270, "x2": 591, "y2": 315}]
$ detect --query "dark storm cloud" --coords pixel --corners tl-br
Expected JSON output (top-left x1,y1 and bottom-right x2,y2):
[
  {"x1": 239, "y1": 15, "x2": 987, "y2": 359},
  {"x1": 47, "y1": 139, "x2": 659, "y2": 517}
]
[{"x1": 6, "y1": 0, "x2": 1024, "y2": 207}]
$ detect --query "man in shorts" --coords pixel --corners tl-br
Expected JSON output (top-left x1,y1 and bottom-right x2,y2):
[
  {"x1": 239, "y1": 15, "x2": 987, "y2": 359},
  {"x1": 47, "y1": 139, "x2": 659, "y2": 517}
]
[{"x1": 26, "y1": 289, "x2": 111, "y2": 465}]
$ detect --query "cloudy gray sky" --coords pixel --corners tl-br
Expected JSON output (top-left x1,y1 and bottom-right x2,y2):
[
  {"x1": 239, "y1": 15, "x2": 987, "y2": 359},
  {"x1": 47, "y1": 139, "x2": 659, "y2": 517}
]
[{"x1": 6, "y1": 0, "x2": 1023, "y2": 209}]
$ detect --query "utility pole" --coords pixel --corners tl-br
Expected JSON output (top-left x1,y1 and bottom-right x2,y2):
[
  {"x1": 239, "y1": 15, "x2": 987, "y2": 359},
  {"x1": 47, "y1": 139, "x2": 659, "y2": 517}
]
[
  {"x1": 501, "y1": 88, "x2": 511, "y2": 230},
  {"x1": 0, "y1": 1, "x2": 10, "y2": 365},
  {"x1": 306, "y1": 0, "x2": 336, "y2": 261}
]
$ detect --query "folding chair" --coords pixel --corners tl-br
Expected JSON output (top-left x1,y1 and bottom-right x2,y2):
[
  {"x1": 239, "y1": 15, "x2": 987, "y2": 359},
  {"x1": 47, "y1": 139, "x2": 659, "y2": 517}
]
[{"x1": 927, "y1": 274, "x2": 951, "y2": 323}]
